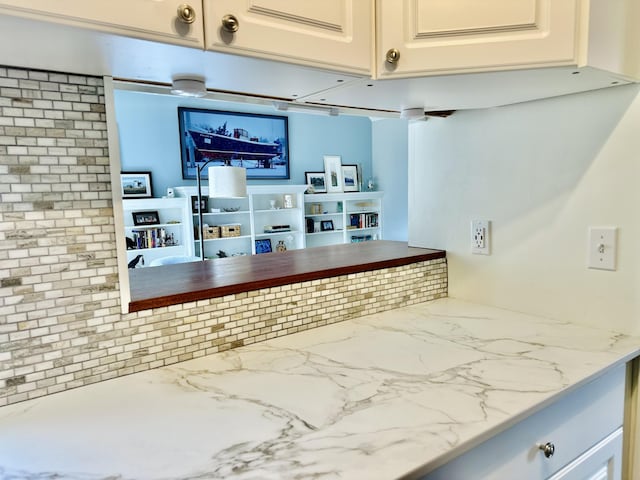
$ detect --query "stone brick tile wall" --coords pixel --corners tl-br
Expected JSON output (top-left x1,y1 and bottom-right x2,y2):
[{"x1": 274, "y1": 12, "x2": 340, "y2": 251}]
[{"x1": 0, "y1": 66, "x2": 448, "y2": 407}]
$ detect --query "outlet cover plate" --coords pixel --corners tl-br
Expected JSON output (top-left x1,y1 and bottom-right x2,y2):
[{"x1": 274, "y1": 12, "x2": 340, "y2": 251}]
[
  {"x1": 588, "y1": 227, "x2": 617, "y2": 271},
  {"x1": 471, "y1": 220, "x2": 490, "y2": 255}
]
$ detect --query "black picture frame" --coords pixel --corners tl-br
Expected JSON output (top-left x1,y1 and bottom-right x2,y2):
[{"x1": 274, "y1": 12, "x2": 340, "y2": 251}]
[
  {"x1": 178, "y1": 107, "x2": 290, "y2": 180},
  {"x1": 321, "y1": 220, "x2": 334, "y2": 231},
  {"x1": 132, "y1": 211, "x2": 160, "y2": 226},
  {"x1": 255, "y1": 238, "x2": 272, "y2": 254},
  {"x1": 305, "y1": 171, "x2": 327, "y2": 193},
  {"x1": 190, "y1": 195, "x2": 209, "y2": 213},
  {"x1": 121, "y1": 171, "x2": 153, "y2": 198}
]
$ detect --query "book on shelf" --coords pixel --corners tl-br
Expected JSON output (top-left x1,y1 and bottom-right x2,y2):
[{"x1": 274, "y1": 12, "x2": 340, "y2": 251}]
[
  {"x1": 129, "y1": 228, "x2": 176, "y2": 249},
  {"x1": 348, "y1": 213, "x2": 378, "y2": 229}
]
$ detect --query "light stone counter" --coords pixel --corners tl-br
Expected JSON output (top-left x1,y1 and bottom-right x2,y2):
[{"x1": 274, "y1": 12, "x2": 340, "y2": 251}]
[{"x1": 0, "y1": 298, "x2": 638, "y2": 479}]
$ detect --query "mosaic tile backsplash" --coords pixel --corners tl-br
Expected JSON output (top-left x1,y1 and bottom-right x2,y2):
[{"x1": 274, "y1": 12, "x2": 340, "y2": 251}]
[{"x1": 0, "y1": 66, "x2": 448, "y2": 407}]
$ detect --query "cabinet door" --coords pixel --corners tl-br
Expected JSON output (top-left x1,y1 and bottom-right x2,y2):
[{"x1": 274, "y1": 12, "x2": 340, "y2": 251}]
[
  {"x1": 548, "y1": 428, "x2": 622, "y2": 480},
  {"x1": 376, "y1": 0, "x2": 583, "y2": 79},
  {"x1": 203, "y1": 0, "x2": 372, "y2": 75},
  {"x1": 0, "y1": 0, "x2": 204, "y2": 48}
]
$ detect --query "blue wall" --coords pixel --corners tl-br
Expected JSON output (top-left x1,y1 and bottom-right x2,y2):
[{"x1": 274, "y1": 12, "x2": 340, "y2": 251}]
[
  {"x1": 114, "y1": 90, "x2": 373, "y2": 197},
  {"x1": 373, "y1": 119, "x2": 408, "y2": 241}
]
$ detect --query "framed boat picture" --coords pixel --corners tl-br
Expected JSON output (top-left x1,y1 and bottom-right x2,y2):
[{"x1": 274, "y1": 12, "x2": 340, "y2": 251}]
[{"x1": 178, "y1": 107, "x2": 290, "y2": 180}]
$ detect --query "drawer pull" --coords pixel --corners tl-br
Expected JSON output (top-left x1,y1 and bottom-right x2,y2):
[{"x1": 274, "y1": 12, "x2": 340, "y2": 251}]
[{"x1": 539, "y1": 442, "x2": 555, "y2": 458}]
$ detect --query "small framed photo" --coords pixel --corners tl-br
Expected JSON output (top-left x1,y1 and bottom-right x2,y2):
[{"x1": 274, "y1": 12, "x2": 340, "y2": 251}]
[
  {"x1": 132, "y1": 210, "x2": 160, "y2": 226},
  {"x1": 323, "y1": 155, "x2": 343, "y2": 193},
  {"x1": 305, "y1": 171, "x2": 327, "y2": 193},
  {"x1": 191, "y1": 195, "x2": 209, "y2": 213},
  {"x1": 342, "y1": 164, "x2": 359, "y2": 192},
  {"x1": 121, "y1": 172, "x2": 153, "y2": 198},
  {"x1": 255, "y1": 238, "x2": 272, "y2": 254},
  {"x1": 320, "y1": 220, "x2": 334, "y2": 231}
]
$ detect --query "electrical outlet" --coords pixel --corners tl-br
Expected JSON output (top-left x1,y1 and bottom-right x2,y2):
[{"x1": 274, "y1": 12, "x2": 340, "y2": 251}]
[{"x1": 471, "y1": 220, "x2": 490, "y2": 255}]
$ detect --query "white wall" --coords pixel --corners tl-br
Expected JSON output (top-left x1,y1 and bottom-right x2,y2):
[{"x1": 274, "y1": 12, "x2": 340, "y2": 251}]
[
  {"x1": 409, "y1": 84, "x2": 640, "y2": 333},
  {"x1": 373, "y1": 118, "x2": 408, "y2": 241}
]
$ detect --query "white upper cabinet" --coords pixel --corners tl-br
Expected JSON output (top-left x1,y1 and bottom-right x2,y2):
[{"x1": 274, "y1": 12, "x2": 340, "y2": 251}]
[
  {"x1": 377, "y1": 0, "x2": 580, "y2": 78},
  {"x1": 375, "y1": 0, "x2": 638, "y2": 81},
  {"x1": 0, "y1": 0, "x2": 205, "y2": 48},
  {"x1": 203, "y1": 0, "x2": 372, "y2": 75}
]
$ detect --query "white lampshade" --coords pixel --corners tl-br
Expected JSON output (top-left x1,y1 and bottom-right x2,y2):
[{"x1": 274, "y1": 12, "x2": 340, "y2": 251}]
[{"x1": 208, "y1": 166, "x2": 247, "y2": 198}]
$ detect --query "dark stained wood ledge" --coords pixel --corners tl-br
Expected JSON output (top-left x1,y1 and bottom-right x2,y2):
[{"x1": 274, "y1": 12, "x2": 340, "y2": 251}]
[{"x1": 128, "y1": 241, "x2": 446, "y2": 312}]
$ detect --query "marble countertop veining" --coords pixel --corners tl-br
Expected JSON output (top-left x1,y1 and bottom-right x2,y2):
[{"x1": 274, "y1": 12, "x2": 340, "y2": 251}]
[{"x1": 0, "y1": 298, "x2": 639, "y2": 480}]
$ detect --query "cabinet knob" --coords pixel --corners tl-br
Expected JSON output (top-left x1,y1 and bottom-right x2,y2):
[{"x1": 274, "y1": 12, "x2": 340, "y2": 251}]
[
  {"x1": 386, "y1": 48, "x2": 401, "y2": 64},
  {"x1": 221, "y1": 14, "x2": 240, "y2": 33},
  {"x1": 539, "y1": 442, "x2": 555, "y2": 458},
  {"x1": 177, "y1": 4, "x2": 196, "y2": 24}
]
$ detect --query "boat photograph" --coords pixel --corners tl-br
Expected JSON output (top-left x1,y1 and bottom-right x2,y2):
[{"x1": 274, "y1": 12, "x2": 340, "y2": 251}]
[{"x1": 178, "y1": 107, "x2": 290, "y2": 180}]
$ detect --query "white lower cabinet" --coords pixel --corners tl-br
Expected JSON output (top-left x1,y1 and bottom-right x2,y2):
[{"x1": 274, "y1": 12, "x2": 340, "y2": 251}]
[
  {"x1": 122, "y1": 197, "x2": 194, "y2": 267},
  {"x1": 423, "y1": 364, "x2": 626, "y2": 480},
  {"x1": 174, "y1": 185, "x2": 306, "y2": 258},
  {"x1": 304, "y1": 192, "x2": 383, "y2": 248}
]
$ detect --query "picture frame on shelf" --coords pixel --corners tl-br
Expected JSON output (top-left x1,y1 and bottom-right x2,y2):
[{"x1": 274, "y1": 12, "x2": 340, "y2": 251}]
[
  {"x1": 178, "y1": 107, "x2": 290, "y2": 180},
  {"x1": 305, "y1": 171, "x2": 326, "y2": 193},
  {"x1": 342, "y1": 164, "x2": 359, "y2": 192},
  {"x1": 132, "y1": 211, "x2": 160, "y2": 226},
  {"x1": 320, "y1": 220, "x2": 335, "y2": 231},
  {"x1": 121, "y1": 172, "x2": 153, "y2": 198},
  {"x1": 323, "y1": 155, "x2": 343, "y2": 193},
  {"x1": 255, "y1": 238, "x2": 272, "y2": 254},
  {"x1": 190, "y1": 195, "x2": 208, "y2": 213}
]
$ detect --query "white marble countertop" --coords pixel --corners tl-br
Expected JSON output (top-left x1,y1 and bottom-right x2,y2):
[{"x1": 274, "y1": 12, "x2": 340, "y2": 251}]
[{"x1": 1, "y1": 298, "x2": 638, "y2": 480}]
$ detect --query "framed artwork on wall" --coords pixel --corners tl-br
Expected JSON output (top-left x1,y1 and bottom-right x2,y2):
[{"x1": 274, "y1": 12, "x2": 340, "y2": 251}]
[
  {"x1": 341, "y1": 164, "x2": 359, "y2": 192},
  {"x1": 305, "y1": 171, "x2": 327, "y2": 193},
  {"x1": 178, "y1": 107, "x2": 290, "y2": 180},
  {"x1": 121, "y1": 171, "x2": 153, "y2": 198},
  {"x1": 323, "y1": 155, "x2": 343, "y2": 193}
]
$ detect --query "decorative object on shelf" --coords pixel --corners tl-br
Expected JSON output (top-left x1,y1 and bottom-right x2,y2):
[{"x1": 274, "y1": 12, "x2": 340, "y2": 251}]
[
  {"x1": 269, "y1": 199, "x2": 277, "y2": 209},
  {"x1": 321, "y1": 220, "x2": 335, "y2": 231},
  {"x1": 306, "y1": 218, "x2": 314, "y2": 233},
  {"x1": 178, "y1": 107, "x2": 289, "y2": 180},
  {"x1": 195, "y1": 164, "x2": 247, "y2": 261},
  {"x1": 342, "y1": 164, "x2": 359, "y2": 192},
  {"x1": 305, "y1": 171, "x2": 326, "y2": 193},
  {"x1": 220, "y1": 224, "x2": 241, "y2": 237},
  {"x1": 255, "y1": 238, "x2": 272, "y2": 254},
  {"x1": 275, "y1": 240, "x2": 287, "y2": 252},
  {"x1": 166, "y1": 187, "x2": 175, "y2": 198},
  {"x1": 191, "y1": 195, "x2": 208, "y2": 213},
  {"x1": 125, "y1": 237, "x2": 136, "y2": 250},
  {"x1": 323, "y1": 155, "x2": 343, "y2": 193},
  {"x1": 264, "y1": 224, "x2": 290, "y2": 233},
  {"x1": 121, "y1": 172, "x2": 153, "y2": 199},
  {"x1": 310, "y1": 203, "x2": 322, "y2": 214},
  {"x1": 305, "y1": 184, "x2": 315, "y2": 194},
  {"x1": 367, "y1": 177, "x2": 376, "y2": 191},
  {"x1": 127, "y1": 254, "x2": 144, "y2": 269},
  {"x1": 203, "y1": 226, "x2": 220, "y2": 239},
  {"x1": 283, "y1": 194, "x2": 293, "y2": 209},
  {"x1": 132, "y1": 211, "x2": 160, "y2": 226},
  {"x1": 222, "y1": 207, "x2": 240, "y2": 212}
]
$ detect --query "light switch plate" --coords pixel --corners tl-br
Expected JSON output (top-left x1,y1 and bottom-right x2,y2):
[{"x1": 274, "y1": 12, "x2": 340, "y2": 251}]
[{"x1": 587, "y1": 227, "x2": 617, "y2": 271}]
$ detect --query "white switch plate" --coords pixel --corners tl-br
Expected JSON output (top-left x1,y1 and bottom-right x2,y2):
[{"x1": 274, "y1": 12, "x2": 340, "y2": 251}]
[
  {"x1": 471, "y1": 220, "x2": 490, "y2": 255},
  {"x1": 587, "y1": 227, "x2": 617, "y2": 271}
]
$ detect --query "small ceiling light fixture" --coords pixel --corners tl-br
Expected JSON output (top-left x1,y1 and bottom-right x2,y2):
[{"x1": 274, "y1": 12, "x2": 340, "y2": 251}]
[
  {"x1": 171, "y1": 78, "x2": 207, "y2": 97},
  {"x1": 271, "y1": 101, "x2": 339, "y2": 116},
  {"x1": 400, "y1": 107, "x2": 426, "y2": 121}
]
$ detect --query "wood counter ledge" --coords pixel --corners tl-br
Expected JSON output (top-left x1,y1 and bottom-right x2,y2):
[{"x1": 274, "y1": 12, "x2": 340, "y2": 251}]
[{"x1": 128, "y1": 240, "x2": 446, "y2": 312}]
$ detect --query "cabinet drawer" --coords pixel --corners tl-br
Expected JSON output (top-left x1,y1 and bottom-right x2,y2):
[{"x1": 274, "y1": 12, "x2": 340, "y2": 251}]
[{"x1": 423, "y1": 364, "x2": 626, "y2": 480}]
